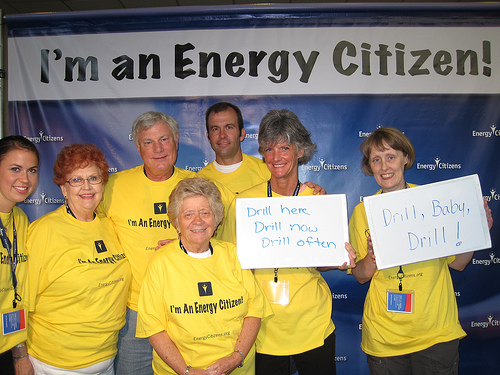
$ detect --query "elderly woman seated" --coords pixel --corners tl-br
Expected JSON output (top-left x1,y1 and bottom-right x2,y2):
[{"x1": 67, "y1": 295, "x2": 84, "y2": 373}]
[{"x1": 137, "y1": 177, "x2": 271, "y2": 375}]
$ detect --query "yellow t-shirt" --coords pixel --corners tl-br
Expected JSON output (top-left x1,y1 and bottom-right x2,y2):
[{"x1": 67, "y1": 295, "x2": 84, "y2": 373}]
[
  {"x1": 0, "y1": 207, "x2": 29, "y2": 353},
  {"x1": 236, "y1": 182, "x2": 335, "y2": 355},
  {"x1": 27, "y1": 205, "x2": 131, "y2": 368},
  {"x1": 99, "y1": 165, "x2": 235, "y2": 310},
  {"x1": 198, "y1": 153, "x2": 270, "y2": 195},
  {"x1": 137, "y1": 239, "x2": 271, "y2": 375},
  {"x1": 348, "y1": 184, "x2": 466, "y2": 357}
]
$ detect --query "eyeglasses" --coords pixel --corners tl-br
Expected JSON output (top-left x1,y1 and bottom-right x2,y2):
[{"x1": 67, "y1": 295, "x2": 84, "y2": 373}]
[{"x1": 66, "y1": 175, "x2": 103, "y2": 187}]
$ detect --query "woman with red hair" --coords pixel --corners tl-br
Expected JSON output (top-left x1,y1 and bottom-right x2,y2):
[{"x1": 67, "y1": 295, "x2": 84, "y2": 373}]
[{"x1": 26, "y1": 144, "x2": 130, "y2": 374}]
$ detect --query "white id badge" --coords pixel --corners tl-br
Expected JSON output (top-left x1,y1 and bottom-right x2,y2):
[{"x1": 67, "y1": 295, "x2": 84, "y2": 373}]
[
  {"x1": 387, "y1": 289, "x2": 414, "y2": 314},
  {"x1": 2, "y1": 306, "x2": 26, "y2": 336},
  {"x1": 262, "y1": 280, "x2": 289, "y2": 306}
]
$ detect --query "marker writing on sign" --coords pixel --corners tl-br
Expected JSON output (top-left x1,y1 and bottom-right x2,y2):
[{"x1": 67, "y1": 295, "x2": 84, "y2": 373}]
[{"x1": 407, "y1": 221, "x2": 462, "y2": 250}]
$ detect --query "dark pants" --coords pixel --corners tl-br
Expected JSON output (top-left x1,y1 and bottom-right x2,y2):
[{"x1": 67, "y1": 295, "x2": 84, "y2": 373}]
[
  {"x1": 256, "y1": 332, "x2": 336, "y2": 375},
  {"x1": 0, "y1": 350, "x2": 15, "y2": 375},
  {"x1": 366, "y1": 339, "x2": 460, "y2": 375}
]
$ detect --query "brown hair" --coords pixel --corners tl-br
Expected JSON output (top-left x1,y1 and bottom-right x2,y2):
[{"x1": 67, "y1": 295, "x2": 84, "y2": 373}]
[
  {"x1": 360, "y1": 127, "x2": 415, "y2": 175},
  {"x1": 0, "y1": 135, "x2": 40, "y2": 165}
]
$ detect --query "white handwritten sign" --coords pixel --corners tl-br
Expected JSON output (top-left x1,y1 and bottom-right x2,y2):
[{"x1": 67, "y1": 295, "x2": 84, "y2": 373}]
[
  {"x1": 364, "y1": 174, "x2": 491, "y2": 270},
  {"x1": 236, "y1": 195, "x2": 349, "y2": 269}
]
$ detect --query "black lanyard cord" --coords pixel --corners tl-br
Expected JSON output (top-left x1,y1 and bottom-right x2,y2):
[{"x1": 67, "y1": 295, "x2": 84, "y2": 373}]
[
  {"x1": 267, "y1": 179, "x2": 301, "y2": 283},
  {"x1": 179, "y1": 239, "x2": 213, "y2": 256},
  {"x1": 267, "y1": 180, "x2": 301, "y2": 198},
  {"x1": 397, "y1": 266, "x2": 405, "y2": 291}
]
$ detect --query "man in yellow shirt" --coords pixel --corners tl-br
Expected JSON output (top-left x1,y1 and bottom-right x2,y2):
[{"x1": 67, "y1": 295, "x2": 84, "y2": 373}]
[
  {"x1": 100, "y1": 111, "x2": 234, "y2": 375},
  {"x1": 198, "y1": 102, "x2": 271, "y2": 195}
]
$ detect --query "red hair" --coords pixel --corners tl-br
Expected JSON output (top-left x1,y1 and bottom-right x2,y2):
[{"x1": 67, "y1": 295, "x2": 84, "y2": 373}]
[{"x1": 53, "y1": 144, "x2": 109, "y2": 186}]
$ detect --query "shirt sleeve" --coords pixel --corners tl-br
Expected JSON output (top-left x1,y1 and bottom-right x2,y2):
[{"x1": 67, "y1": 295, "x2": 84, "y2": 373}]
[
  {"x1": 348, "y1": 202, "x2": 369, "y2": 262},
  {"x1": 136, "y1": 255, "x2": 168, "y2": 338}
]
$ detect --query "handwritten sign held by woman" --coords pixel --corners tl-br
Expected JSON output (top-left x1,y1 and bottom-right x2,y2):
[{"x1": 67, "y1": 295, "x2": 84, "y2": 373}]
[
  {"x1": 236, "y1": 195, "x2": 349, "y2": 269},
  {"x1": 364, "y1": 174, "x2": 491, "y2": 270}
]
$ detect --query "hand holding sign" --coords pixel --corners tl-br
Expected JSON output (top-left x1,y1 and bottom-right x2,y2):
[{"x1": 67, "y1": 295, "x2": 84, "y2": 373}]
[
  {"x1": 364, "y1": 175, "x2": 491, "y2": 270},
  {"x1": 236, "y1": 195, "x2": 349, "y2": 269}
]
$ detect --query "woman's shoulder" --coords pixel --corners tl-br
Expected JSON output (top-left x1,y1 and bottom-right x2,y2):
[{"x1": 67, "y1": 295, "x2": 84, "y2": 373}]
[
  {"x1": 211, "y1": 238, "x2": 236, "y2": 252},
  {"x1": 29, "y1": 205, "x2": 65, "y2": 227},
  {"x1": 12, "y1": 205, "x2": 29, "y2": 222},
  {"x1": 107, "y1": 165, "x2": 142, "y2": 186},
  {"x1": 150, "y1": 240, "x2": 182, "y2": 263}
]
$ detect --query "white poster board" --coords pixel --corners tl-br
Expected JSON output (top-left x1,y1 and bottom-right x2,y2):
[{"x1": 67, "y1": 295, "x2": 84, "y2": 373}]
[
  {"x1": 235, "y1": 194, "x2": 349, "y2": 269},
  {"x1": 364, "y1": 174, "x2": 491, "y2": 270}
]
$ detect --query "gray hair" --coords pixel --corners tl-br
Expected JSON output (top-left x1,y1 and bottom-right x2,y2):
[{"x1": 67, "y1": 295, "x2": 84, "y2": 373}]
[
  {"x1": 168, "y1": 177, "x2": 224, "y2": 232},
  {"x1": 131, "y1": 111, "x2": 179, "y2": 147},
  {"x1": 258, "y1": 109, "x2": 317, "y2": 165}
]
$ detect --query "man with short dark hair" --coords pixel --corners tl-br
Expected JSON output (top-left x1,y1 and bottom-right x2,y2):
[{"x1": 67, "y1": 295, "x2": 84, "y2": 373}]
[{"x1": 198, "y1": 102, "x2": 270, "y2": 195}]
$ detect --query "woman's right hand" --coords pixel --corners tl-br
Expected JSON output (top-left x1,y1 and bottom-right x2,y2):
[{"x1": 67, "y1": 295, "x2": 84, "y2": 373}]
[
  {"x1": 184, "y1": 367, "x2": 219, "y2": 375},
  {"x1": 366, "y1": 236, "x2": 376, "y2": 264},
  {"x1": 156, "y1": 238, "x2": 175, "y2": 250}
]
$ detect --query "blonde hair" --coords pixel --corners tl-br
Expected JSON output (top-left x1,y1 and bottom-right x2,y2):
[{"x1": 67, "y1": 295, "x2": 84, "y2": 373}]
[{"x1": 168, "y1": 177, "x2": 224, "y2": 231}]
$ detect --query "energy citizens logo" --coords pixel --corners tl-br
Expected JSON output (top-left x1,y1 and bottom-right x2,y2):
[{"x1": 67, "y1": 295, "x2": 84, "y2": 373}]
[
  {"x1": 185, "y1": 159, "x2": 209, "y2": 172},
  {"x1": 472, "y1": 252, "x2": 500, "y2": 266},
  {"x1": 484, "y1": 187, "x2": 500, "y2": 202},
  {"x1": 470, "y1": 314, "x2": 500, "y2": 329},
  {"x1": 198, "y1": 282, "x2": 213, "y2": 297},
  {"x1": 301, "y1": 157, "x2": 348, "y2": 172},
  {"x1": 471, "y1": 123, "x2": 500, "y2": 138},
  {"x1": 24, "y1": 130, "x2": 63, "y2": 144},
  {"x1": 415, "y1": 156, "x2": 461, "y2": 171},
  {"x1": 23, "y1": 191, "x2": 64, "y2": 205}
]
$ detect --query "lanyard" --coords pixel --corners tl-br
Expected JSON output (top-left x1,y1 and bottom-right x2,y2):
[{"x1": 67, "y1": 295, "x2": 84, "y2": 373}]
[
  {"x1": 397, "y1": 266, "x2": 405, "y2": 291},
  {"x1": 0, "y1": 216, "x2": 22, "y2": 308},
  {"x1": 267, "y1": 180, "x2": 301, "y2": 198},
  {"x1": 267, "y1": 179, "x2": 301, "y2": 282},
  {"x1": 179, "y1": 239, "x2": 213, "y2": 256}
]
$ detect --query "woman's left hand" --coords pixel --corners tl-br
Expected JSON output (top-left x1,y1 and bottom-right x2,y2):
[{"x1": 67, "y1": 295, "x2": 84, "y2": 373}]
[
  {"x1": 304, "y1": 181, "x2": 326, "y2": 195},
  {"x1": 338, "y1": 242, "x2": 357, "y2": 270},
  {"x1": 317, "y1": 243, "x2": 357, "y2": 271},
  {"x1": 484, "y1": 198, "x2": 493, "y2": 230},
  {"x1": 206, "y1": 352, "x2": 243, "y2": 375}
]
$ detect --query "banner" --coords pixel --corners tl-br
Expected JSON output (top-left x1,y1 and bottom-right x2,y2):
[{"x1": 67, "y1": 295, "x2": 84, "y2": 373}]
[
  {"x1": 7, "y1": 4, "x2": 500, "y2": 373},
  {"x1": 8, "y1": 27, "x2": 499, "y2": 101}
]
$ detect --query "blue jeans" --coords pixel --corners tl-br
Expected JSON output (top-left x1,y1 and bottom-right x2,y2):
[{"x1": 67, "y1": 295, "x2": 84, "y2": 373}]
[{"x1": 115, "y1": 308, "x2": 153, "y2": 375}]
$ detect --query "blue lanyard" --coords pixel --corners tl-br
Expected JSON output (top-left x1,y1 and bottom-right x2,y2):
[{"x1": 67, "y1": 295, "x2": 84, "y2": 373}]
[{"x1": 0, "y1": 216, "x2": 22, "y2": 308}]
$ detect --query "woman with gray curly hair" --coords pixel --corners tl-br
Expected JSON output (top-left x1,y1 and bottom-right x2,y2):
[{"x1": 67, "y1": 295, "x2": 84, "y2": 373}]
[
  {"x1": 137, "y1": 177, "x2": 271, "y2": 375},
  {"x1": 237, "y1": 109, "x2": 355, "y2": 375}
]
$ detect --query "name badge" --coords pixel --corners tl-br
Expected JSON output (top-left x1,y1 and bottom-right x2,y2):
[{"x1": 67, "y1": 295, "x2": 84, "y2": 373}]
[
  {"x1": 387, "y1": 289, "x2": 414, "y2": 314},
  {"x1": 2, "y1": 308, "x2": 26, "y2": 335},
  {"x1": 262, "y1": 280, "x2": 289, "y2": 306}
]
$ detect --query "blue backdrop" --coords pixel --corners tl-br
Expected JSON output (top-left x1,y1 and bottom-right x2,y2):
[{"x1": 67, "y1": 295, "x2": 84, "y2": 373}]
[{"x1": 6, "y1": 4, "x2": 500, "y2": 374}]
